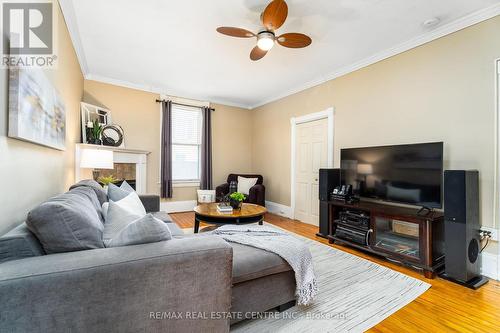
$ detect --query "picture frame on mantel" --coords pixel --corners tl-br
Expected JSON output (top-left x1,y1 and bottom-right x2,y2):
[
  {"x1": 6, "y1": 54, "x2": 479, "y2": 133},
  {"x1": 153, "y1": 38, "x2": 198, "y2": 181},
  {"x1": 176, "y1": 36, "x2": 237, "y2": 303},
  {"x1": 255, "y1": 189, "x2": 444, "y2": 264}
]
[{"x1": 80, "y1": 102, "x2": 112, "y2": 145}]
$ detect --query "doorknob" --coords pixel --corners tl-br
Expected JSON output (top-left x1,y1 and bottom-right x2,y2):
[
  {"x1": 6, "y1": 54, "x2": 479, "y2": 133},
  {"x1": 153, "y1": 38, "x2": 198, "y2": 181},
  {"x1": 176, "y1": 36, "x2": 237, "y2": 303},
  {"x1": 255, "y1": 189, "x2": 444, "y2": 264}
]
[{"x1": 314, "y1": 178, "x2": 318, "y2": 181}]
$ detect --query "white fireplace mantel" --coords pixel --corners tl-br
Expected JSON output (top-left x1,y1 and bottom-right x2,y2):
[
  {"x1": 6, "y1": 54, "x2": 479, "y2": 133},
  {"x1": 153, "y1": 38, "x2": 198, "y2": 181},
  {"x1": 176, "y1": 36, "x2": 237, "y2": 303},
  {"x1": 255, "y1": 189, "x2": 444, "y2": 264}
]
[{"x1": 75, "y1": 144, "x2": 150, "y2": 194}]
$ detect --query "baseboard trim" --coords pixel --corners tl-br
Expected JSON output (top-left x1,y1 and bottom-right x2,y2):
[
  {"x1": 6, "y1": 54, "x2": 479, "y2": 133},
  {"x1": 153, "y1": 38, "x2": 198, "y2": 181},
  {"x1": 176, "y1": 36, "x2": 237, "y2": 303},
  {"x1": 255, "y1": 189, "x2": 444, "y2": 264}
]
[
  {"x1": 265, "y1": 201, "x2": 293, "y2": 219},
  {"x1": 160, "y1": 200, "x2": 197, "y2": 213},
  {"x1": 481, "y1": 252, "x2": 499, "y2": 281}
]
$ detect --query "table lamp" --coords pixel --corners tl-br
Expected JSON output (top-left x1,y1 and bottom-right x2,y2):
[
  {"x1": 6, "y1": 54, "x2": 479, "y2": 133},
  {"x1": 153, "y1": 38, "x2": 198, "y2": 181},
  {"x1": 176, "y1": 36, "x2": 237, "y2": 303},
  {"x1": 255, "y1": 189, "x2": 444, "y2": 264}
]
[{"x1": 80, "y1": 148, "x2": 114, "y2": 180}]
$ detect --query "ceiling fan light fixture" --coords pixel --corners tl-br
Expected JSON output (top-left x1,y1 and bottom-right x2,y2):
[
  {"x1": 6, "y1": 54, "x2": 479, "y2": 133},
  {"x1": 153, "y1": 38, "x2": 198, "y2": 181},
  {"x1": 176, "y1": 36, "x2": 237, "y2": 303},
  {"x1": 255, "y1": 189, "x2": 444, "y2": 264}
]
[{"x1": 257, "y1": 31, "x2": 275, "y2": 51}]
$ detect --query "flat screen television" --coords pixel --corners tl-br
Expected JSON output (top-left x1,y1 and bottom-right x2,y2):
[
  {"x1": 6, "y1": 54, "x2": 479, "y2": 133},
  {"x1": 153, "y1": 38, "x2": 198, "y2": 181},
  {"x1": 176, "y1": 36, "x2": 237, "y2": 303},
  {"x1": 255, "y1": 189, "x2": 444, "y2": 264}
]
[{"x1": 340, "y1": 142, "x2": 443, "y2": 208}]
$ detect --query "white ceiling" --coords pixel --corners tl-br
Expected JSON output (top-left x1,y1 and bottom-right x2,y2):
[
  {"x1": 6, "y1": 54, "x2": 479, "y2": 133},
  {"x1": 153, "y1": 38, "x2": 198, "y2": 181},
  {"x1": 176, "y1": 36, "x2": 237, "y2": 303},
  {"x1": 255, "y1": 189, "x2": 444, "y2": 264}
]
[{"x1": 60, "y1": 0, "x2": 500, "y2": 108}]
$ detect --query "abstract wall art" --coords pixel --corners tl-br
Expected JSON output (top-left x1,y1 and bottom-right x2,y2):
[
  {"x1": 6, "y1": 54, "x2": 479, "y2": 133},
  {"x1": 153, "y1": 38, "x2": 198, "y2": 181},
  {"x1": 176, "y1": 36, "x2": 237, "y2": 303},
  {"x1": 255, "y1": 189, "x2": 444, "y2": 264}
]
[{"x1": 8, "y1": 68, "x2": 66, "y2": 150}]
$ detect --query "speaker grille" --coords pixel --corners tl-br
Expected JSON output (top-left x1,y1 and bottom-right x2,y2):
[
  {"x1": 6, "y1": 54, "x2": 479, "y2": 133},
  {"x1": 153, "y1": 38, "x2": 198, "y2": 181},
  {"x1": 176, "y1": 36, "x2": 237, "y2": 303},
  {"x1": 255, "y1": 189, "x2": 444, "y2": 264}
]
[{"x1": 468, "y1": 239, "x2": 479, "y2": 264}]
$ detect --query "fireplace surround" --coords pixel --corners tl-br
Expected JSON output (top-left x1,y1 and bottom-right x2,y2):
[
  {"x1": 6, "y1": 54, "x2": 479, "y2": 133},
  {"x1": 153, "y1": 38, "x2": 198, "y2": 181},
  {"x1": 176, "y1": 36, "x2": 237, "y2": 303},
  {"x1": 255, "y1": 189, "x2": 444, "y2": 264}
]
[{"x1": 75, "y1": 144, "x2": 150, "y2": 194}]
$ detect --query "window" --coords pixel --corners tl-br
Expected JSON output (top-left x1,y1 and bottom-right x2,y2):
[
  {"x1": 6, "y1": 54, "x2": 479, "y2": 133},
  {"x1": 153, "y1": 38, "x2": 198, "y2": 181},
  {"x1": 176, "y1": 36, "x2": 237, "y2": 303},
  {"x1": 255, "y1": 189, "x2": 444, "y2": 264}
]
[{"x1": 171, "y1": 105, "x2": 203, "y2": 182}]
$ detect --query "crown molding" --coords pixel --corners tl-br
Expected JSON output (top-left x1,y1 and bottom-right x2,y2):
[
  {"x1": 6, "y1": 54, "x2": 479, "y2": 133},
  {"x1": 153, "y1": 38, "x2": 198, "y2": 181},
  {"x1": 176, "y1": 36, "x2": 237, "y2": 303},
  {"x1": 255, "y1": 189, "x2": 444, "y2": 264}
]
[
  {"x1": 250, "y1": 3, "x2": 500, "y2": 109},
  {"x1": 85, "y1": 74, "x2": 253, "y2": 109},
  {"x1": 58, "y1": 0, "x2": 89, "y2": 76}
]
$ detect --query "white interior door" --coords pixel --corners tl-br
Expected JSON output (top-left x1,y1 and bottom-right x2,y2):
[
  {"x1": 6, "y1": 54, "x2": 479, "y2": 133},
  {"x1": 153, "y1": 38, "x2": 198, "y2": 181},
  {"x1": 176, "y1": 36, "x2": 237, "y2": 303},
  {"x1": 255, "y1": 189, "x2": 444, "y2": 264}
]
[{"x1": 294, "y1": 118, "x2": 329, "y2": 225}]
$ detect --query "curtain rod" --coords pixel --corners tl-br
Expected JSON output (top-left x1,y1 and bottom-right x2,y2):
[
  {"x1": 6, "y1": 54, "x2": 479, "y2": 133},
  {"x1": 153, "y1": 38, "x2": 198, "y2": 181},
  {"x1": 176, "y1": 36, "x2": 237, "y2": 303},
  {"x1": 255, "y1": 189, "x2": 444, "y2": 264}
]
[{"x1": 155, "y1": 99, "x2": 214, "y2": 111}]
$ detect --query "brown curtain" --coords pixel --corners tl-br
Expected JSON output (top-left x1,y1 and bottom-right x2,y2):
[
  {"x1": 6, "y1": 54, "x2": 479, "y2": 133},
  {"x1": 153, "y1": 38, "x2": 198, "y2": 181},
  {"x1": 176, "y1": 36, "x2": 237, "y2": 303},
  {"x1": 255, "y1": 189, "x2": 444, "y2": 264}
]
[
  {"x1": 160, "y1": 100, "x2": 173, "y2": 198},
  {"x1": 200, "y1": 106, "x2": 213, "y2": 190}
]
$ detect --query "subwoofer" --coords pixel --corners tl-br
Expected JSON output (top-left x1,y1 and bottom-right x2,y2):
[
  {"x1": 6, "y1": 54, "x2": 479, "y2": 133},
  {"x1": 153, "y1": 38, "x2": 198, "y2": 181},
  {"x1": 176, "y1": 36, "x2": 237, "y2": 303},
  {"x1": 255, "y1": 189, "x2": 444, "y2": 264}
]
[
  {"x1": 317, "y1": 168, "x2": 341, "y2": 238},
  {"x1": 441, "y1": 170, "x2": 488, "y2": 289}
]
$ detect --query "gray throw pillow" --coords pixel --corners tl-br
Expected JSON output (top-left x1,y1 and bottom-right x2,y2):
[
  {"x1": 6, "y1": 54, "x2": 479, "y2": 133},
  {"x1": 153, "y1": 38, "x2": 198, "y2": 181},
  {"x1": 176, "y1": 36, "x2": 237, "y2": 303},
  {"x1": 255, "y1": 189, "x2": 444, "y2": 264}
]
[
  {"x1": 107, "y1": 214, "x2": 172, "y2": 248},
  {"x1": 69, "y1": 179, "x2": 108, "y2": 206},
  {"x1": 26, "y1": 187, "x2": 105, "y2": 254},
  {"x1": 107, "y1": 183, "x2": 130, "y2": 201},
  {"x1": 120, "y1": 180, "x2": 135, "y2": 193},
  {"x1": 108, "y1": 180, "x2": 135, "y2": 202}
]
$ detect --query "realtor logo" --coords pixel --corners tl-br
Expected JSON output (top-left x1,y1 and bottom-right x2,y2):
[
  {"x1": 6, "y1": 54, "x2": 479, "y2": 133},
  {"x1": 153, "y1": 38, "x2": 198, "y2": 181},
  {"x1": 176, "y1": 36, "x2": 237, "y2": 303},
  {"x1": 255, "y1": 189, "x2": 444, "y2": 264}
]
[
  {"x1": 1, "y1": 1, "x2": 57, "y2": 67},
  {"x1": 3, "y1": 2, "x2": 53, "y2": 54}
]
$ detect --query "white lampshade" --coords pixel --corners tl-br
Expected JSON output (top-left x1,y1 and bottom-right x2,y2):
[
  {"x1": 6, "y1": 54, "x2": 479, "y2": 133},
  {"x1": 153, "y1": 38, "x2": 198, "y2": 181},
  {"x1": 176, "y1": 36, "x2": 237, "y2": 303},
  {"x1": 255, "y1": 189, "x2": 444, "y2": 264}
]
[
  {"x1": 80, "y1": 149, "x2": 114, "y2": 169},
  {"x1": 357, "y1": 163, "x2": 373, "y2": 175}
]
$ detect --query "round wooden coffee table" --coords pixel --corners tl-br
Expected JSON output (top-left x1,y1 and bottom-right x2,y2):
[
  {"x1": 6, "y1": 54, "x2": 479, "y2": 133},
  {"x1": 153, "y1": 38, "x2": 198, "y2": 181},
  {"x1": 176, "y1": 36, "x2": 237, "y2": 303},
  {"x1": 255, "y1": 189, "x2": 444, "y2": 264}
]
[{"x1": 193, "y1": 203, "x2": 267, "y2": 233}]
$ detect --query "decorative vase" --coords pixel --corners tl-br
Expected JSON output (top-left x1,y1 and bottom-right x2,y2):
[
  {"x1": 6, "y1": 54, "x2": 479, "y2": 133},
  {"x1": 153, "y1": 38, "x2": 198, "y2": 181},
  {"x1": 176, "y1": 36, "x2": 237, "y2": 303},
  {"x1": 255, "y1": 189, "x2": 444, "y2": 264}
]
[
  {"x1": 88, "y1": 138, "x2": 102, "y2": 145},
  {"x1": 229, "y1": 181, "x2": 238, "y2": 194},
  {"x1": 230, "y1": 199, "x2": 242, "y2": 210}
]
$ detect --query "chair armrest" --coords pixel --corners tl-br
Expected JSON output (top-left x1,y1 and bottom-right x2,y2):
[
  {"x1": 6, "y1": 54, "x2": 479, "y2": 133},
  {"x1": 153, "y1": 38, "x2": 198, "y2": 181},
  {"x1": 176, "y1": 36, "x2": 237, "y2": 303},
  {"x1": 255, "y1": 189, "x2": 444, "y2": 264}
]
[
  {"x1": 0, "y1": 237, "x2": 233, "y2": 332},
  {"x1": 139, "y1": 194, "x2": 160, "y2": 212},
  {"x1": 248, "y1": 184, "x2": 266, "y2": 207},
  {"x1": 215, "y1": 183, "x2": 230, "y2": 202}
]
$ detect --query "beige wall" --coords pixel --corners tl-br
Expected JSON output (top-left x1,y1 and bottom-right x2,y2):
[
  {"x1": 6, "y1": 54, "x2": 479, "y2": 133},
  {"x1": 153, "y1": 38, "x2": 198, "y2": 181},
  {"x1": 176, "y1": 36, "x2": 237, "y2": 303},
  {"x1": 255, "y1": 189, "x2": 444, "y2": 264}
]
[
  {"x1": 0, "y1": 2, "x2": 84, "y2": 235},
  {"x1": 83, "y1": 81, "x2": 253, "y2": 201},
  {"x1": 252, "y1": 16, "x2": 500, "y2": 235}
]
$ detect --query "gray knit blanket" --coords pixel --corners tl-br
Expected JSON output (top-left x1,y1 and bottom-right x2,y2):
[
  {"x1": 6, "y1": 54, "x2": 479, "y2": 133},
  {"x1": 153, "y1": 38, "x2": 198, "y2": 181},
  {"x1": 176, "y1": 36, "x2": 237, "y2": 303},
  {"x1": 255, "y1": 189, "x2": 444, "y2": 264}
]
[{"x1": 212, "y1": 224, "x2": 318, "y2": 306}]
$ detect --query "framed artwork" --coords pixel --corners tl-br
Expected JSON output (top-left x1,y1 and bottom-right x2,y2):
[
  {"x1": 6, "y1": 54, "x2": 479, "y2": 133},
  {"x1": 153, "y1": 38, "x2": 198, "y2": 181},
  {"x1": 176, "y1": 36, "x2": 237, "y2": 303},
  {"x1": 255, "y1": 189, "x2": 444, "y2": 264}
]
[{"x1": 8, "y1": 68, "x2": 66, "y2": 150}]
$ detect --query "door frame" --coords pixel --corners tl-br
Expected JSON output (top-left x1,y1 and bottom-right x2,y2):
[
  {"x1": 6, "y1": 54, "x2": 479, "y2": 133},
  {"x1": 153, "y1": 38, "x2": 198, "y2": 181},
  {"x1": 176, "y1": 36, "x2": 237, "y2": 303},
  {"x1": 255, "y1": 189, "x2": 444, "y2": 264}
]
[
  {"x1": 495, "y1": 59, "x2": 500, "y2": 280},
  {"x1": 290, "y1": 107, "x2": 335, "y2": 220}
]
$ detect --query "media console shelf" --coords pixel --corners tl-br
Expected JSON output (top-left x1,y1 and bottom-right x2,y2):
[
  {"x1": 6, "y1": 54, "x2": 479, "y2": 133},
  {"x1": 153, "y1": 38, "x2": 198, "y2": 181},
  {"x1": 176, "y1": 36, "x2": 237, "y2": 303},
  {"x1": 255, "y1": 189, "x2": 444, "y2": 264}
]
[{"x1": 326, "y1": 200, "x2": 444, "y2": 278}]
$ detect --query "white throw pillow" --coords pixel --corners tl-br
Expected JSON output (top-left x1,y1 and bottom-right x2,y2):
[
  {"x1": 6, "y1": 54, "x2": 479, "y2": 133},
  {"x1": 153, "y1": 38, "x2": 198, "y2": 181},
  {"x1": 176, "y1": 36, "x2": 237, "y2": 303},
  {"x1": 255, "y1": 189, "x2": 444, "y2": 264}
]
[
  {"x1": 116, "y1": 191, "x2": 146, "y2": 216},
  {"x1": 237, "y1": 176, "x2": 258, "y2": 195},
  {"x1": 107, "y1": 214, "x2": 172, "y2": 248},
  {"x1": 102, "y1": 192, "x2": 146, "y2": 222},
  {"x1": 103, "y1": 200, "x2": 142, "y2": 246}
]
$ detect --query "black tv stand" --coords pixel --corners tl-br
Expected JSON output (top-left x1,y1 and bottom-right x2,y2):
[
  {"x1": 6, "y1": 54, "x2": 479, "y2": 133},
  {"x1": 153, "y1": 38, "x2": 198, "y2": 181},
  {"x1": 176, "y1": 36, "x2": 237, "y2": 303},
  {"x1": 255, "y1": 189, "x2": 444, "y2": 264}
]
[{"x1": 326, "y1": 200, "x2": 445, "y2": 278}]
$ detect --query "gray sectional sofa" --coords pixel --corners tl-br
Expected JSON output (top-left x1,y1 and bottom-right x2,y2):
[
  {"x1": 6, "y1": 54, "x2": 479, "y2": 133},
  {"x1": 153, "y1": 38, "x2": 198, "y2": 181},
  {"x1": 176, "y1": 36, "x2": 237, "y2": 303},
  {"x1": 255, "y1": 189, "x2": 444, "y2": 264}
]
[{"x1": 0, "y1": 180, "x2": 295, "y2": 332}]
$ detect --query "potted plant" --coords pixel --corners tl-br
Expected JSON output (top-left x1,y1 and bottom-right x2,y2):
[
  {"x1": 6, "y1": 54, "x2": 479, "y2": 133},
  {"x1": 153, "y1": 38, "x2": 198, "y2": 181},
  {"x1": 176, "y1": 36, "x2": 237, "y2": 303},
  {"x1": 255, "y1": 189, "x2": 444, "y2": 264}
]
[
  {"x1": 97, "y1": 175, "x2": 118, "y2": 190},
  {"x1": 229, "y1": 192, "x2": 246, "y2": 210},
  {"x1": 89, "y1": 119, "x2": 103, "y2": 145}
]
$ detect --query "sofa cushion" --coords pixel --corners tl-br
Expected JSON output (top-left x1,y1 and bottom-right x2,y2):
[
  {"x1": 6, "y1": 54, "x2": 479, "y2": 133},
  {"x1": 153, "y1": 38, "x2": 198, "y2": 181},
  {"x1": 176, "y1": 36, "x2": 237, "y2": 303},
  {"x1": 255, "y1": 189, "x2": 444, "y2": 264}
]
[
  {"x1": 69, "y1": 179, "x2": 108, "y2": 205},
  {"x1": 167, "y1": 223, "x2": 185, "y2": 237},
  {"x1": 0, "y1": 223, "x2": 45, "y2": 263},
  {"x1": 107, "y1": 214, "x2": 172, "y2": 248},
  {"x1": 103, "y1": 200, "x2": 144, "y2": 245},
  {"x1": 231, "y1": 242, "x2": 291, "y2": 284},
  {"x1": 152, "y1": 211, "x2": 173, "y2": 223},
  {"x1": 26, "y1": 187, "x2": 105, "y2": 254}
]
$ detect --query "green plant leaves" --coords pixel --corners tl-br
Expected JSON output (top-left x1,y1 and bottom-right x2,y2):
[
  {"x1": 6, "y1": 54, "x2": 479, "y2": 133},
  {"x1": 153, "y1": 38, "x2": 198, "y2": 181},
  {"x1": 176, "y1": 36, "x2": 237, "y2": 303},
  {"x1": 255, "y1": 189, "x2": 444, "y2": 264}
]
[{"x1": 229, "y1": 192, "x2": 246, "y2": 202}]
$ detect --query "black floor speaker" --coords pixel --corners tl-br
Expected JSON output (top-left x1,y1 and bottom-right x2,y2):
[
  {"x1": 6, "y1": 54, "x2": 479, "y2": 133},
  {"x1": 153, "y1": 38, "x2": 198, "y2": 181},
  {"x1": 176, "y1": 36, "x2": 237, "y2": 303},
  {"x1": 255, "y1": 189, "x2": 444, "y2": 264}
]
[
  {"x1": 440, "y1": 170, "x2": 488, "y2": 289},
  {"x1": 317, "y1": 168, "x2": 341, "y2": 238}
]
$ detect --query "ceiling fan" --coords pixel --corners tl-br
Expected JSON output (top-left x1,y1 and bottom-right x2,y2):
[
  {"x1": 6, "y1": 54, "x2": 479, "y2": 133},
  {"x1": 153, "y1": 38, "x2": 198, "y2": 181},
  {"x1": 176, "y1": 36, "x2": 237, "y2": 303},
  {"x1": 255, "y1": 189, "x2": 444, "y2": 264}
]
[{"x1": 216, "y1": 0, "x2": 312, "y2": 61}]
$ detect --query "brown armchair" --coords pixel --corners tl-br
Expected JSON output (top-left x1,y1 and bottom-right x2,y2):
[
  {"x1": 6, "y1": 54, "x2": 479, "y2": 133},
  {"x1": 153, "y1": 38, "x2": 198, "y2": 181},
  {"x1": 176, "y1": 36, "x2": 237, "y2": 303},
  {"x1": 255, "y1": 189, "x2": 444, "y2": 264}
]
[{"x1": 215, "y1": 174, "x2": 265, "y2": 207}]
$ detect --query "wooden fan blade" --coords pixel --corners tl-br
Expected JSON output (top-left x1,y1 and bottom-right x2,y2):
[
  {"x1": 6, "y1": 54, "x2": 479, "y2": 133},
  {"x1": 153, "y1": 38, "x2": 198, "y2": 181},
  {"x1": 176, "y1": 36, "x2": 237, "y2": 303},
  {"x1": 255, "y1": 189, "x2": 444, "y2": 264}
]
[
  {"x1": 250, "y1": 46, "x2": 268, "y2": 61},
  {"x1": 262, "y1": 0, "x2": 288, "y2": 31},
  {"x1": 277, "y1": 33, "x2": 312, "y2": 48},
  {"x1": 216, "y1": 27, "x2": 255, "y2": 38}
]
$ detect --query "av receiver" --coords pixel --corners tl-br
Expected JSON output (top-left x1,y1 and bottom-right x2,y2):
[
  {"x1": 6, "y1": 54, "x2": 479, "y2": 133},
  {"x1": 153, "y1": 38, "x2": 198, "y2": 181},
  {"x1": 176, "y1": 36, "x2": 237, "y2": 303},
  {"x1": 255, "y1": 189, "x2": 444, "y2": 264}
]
[
  {"x1": 334, "y1": 209, "x2": 371, "y2": 246},
  {"x1": 338, "y1": 210, "x2": 370, "y2": 230}
]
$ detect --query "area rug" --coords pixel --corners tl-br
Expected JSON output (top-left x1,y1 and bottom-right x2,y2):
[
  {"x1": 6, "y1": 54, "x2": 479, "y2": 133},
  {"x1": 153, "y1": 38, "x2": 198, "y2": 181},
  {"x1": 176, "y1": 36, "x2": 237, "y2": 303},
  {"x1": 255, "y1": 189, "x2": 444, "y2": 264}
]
[{"x1": 181, "y1": 224, "x2": 430, "y2": 332}]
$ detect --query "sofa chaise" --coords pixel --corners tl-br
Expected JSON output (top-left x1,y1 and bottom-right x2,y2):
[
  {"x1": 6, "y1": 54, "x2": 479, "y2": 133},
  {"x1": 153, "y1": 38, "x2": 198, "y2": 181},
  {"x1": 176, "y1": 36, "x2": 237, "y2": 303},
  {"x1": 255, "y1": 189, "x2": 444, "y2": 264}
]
[{"x1": 0, "y1": 180, "x2": 295, "y2": 332}]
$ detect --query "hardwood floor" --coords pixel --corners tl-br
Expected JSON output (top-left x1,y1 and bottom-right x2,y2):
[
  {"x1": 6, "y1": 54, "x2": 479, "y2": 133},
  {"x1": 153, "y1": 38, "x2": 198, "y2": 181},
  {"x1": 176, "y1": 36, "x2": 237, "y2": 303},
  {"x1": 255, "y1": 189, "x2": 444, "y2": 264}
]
[{"x1": 170, "y1": 212, "x2": 500, "y2": 332}]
